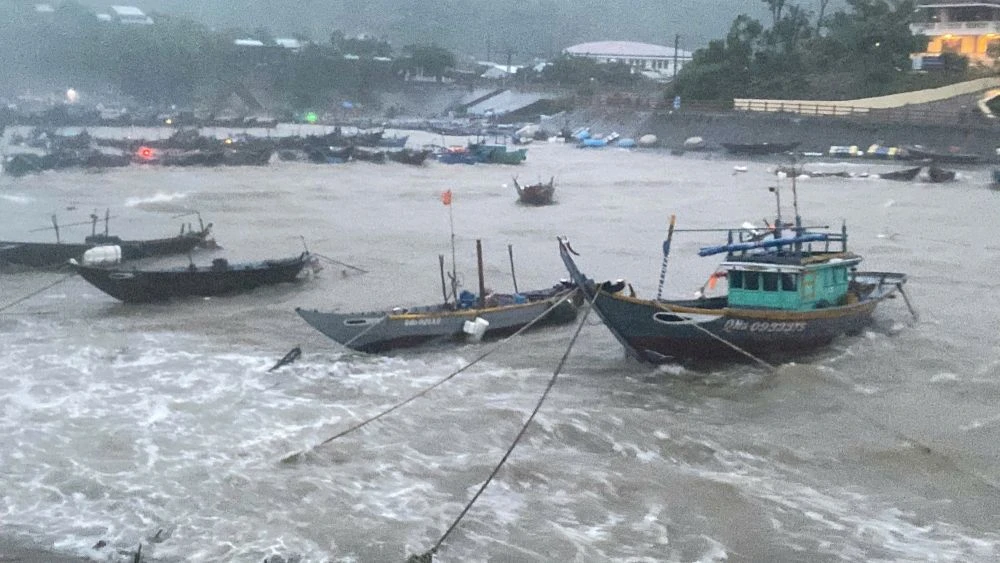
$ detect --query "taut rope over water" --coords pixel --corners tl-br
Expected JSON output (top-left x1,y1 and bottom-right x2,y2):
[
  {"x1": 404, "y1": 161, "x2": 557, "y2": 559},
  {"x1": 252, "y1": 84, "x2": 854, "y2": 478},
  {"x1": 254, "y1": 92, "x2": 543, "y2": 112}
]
[
  {"x1": 408, "y1": 290, "x2": 596, "y2": 562},
  {"x1": 0, "y1": 272, "x2": 77, "y2": 313},
  {"x1": 279, "y1": 289, "x2": 581, "y2": 464}
]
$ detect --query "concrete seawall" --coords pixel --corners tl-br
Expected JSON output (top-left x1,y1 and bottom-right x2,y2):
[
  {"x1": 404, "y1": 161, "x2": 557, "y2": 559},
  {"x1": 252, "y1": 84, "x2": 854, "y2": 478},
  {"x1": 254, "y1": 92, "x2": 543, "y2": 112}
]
[{"x1": 610, "y1": 111, "x2": 1000, "y2": 155}]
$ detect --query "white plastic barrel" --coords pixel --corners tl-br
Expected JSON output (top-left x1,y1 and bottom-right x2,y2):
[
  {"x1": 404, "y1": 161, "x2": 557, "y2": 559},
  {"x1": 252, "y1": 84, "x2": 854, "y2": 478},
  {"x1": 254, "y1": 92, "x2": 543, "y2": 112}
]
[
  {"x1": 462, "y1": 317, "x2": 490, "y2": 342},
  {"x1": 81, "y1": 245, "x2": 122, "y2": 266}
]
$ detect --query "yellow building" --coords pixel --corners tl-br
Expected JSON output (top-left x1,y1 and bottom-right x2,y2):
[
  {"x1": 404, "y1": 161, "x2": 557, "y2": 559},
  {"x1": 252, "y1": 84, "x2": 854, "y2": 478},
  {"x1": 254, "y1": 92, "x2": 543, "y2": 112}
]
[{"x1": 911, "y1": 0, "x2": 1000, "y2": 62}]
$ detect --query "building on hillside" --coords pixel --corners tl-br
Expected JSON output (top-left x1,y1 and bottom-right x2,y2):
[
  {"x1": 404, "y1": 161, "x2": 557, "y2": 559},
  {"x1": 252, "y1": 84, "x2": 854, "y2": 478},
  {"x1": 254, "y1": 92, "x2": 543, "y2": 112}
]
[
  {"x1": 476, "y1": 62, "x2": 523, "y2": 80},
  {"x1": 911, "y1": 0, "x2": 1000, "y2": 66},
  {"x1": 563, "y1": 41, "x2": 691, "y2": 81},
  {"x1": 275, "y1": 38, "x2": 304, "y2": 51},
  {"x1": 109, "y1": 5, "x2": 153, "y2": 25}
]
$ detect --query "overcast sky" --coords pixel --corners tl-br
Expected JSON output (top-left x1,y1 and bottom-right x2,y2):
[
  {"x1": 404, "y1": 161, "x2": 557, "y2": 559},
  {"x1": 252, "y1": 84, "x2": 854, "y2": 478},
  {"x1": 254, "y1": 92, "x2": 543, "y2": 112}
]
[{"x1": 62, "y1": 0, "x2": 833, "y2": 56}]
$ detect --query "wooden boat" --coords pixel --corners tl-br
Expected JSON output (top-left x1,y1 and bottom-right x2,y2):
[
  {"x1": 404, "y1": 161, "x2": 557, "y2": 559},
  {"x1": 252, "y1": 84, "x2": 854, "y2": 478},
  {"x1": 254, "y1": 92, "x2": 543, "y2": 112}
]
[
  {"x1": 350, "y1": 147, "x2": 387, "y2": 163},
  {"x1": 297, "y1": 237, "x2": 578, "y2": 352},
  {"x1": 469, "y1": 143, "x2": 528, "y2": 164},
  {"x1": 558, "y1": 194, "x2": 909, "y2": 364},
  {"x1": 296, "y1": 282, "x2": 578, "y2": 353},
  {"x1": 878, "y1": 166, "x2": 923, "y2": 181},
  {"x1": 386, "y1": 148, "x2": 432, "y2": 165},
  {"x1": 903, "y1": 145, "x2": 983, "y2": 164},
  {"x1": 70, "y1": 253, "x2": 311, "y2": 302},
  {"x1": 512, "y1": 176, "x2": 556, "y2": 205},
  {"x1": 0, "y1": 224, "x2": 212, "y2": 269},
  {"x1": 926, "y1": 166, "x2": 956, "y2": 183},
  {"x1": 721, "y1": 141, "x2": 800, "y2": 155}
]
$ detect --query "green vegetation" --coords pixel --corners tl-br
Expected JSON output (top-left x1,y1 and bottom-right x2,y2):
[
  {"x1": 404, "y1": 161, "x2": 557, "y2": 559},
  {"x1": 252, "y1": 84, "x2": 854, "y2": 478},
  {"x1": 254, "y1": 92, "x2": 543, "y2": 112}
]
[
  {"x1": 0, "y1": 1, "x2": 461, "y2": 111},
  {"x1": 674, "y1": 0, "x2": 980, "y2": 101}
]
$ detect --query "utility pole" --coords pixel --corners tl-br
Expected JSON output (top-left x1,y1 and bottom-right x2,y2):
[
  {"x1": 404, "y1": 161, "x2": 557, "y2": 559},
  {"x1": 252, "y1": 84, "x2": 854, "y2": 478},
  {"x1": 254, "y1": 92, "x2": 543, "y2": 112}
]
[{"x1": 673, "y1": 33, "x2": 680, "y2": 78}]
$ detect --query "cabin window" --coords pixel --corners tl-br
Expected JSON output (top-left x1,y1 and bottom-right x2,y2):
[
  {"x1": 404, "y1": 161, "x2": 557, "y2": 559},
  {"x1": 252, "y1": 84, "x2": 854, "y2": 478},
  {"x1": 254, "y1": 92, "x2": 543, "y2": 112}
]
[
  {"x1": 744, "y1": 271, "x2": 760, "y2": 290},
  {"x1": 729, "y1": 270, "x2": 743, "y2": 288},
  {"x1": 762, "y1": 272, "x2": 779, "y2": 291},
  {"x1": 781, "y1": 273, "x2": 797, "y2": 291}
]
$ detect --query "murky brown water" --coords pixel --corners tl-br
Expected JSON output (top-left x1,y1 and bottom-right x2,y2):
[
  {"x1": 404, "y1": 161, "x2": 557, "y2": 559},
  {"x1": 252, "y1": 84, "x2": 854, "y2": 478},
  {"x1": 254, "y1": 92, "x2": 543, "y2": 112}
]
[{"x1": 2, "y1": 132, "x2": 999, "y2": 561}]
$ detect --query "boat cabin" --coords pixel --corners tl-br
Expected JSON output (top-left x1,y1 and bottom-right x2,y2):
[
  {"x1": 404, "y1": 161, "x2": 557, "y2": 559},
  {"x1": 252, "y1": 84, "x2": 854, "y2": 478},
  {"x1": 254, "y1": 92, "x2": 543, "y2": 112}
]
[{"x1": 704, "y1": 225, "x2": 860, "y2": 311}]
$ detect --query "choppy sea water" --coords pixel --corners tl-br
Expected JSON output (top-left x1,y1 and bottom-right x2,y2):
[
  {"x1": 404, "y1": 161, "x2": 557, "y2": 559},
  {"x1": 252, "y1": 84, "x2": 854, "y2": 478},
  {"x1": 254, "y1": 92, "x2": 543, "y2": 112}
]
[{"x1": 2, "y1": 133, "x2": 1000, "y2": 562}]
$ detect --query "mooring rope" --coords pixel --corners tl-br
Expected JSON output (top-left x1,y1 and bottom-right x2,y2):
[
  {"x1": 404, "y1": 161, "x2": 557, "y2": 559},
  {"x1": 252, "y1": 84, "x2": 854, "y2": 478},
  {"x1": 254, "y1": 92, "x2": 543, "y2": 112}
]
[
  {"x1": 684, "y1": 319, "x2": 776, "y2": 371},
  {"x1": 312, "y1": 252, "x2": 368, "y2": 274},
  {"x1": 0, "y1": 272, "x2": 77, "y2": 313},
  {"x1": 341, "y1": 315, "x2": 388, "y2": 349},
  {"x1": 411, "y1": 291, "x2": 594, "y2": 562},
  {"x1": 279, "y1": 288, "x2": 581, "y2": 464}
]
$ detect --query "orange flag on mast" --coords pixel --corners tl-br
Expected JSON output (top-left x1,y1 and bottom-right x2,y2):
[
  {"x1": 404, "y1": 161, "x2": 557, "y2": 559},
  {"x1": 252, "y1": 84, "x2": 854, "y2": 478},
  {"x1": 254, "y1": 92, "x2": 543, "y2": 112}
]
[{"x1": 441, "y1": 189, "x2": 452, "y2": 206}]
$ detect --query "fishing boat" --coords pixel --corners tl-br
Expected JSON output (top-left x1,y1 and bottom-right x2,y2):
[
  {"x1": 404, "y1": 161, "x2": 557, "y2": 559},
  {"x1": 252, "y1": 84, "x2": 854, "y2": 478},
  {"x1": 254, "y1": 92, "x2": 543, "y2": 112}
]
[
  {"x1": 70, "y1": 252, "x2": 312, "y2": 303},
  {"x1": 877, "y1": 166, "x2": 923, "y2": 181},
  {"x1": 469, "y1": 142, "x2": 528, "y2": 164},
  {"x1": 721, "y1": 141, "x2": 800, "y2": 156},
  {"x1": 0, "y1": 214, "x2": 212, "y2": 269},
  {"x1": 925, "y1": 166, "x2": 956, "y2": 183},
  {"x1": 512, "y1": 176, "x2": 556, "y2": 205},
  {"x1": 902, "y1": 145, "x2": 983, "y2": 164},
  {"x1": 296, "y1": 280, "x2": 578, "y2": 353},
  {"x1": 386, "y1": 148, "x2": 432, "y2": 165},
  {"x1": 558, "y1": 185, "x2": 911, "y2": 364}
]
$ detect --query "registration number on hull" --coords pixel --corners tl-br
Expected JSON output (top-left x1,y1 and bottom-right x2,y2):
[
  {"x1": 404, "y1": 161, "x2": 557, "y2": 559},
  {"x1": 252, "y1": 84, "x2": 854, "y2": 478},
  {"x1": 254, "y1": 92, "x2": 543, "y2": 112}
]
[
  {"x1": 723, "y1": 319, "x2": 806, "y2": 333},
  {"x1": 403, "y1": 318, "x2": 442, "y2": 326}
]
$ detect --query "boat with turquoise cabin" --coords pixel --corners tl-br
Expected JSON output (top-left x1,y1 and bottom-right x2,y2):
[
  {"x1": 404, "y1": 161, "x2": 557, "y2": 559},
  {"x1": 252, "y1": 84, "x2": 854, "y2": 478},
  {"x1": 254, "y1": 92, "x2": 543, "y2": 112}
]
[{"x1": 559, "y1": 187, "x2": 911, "y2": 364}]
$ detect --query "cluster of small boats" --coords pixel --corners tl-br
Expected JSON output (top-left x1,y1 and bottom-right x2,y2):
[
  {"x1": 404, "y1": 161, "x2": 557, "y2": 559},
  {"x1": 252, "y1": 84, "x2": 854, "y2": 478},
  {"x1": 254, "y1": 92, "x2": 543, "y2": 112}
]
[
  {"x1": 2, "y1": 171, "x2": 911, "y2": 367},
  {"x1": 1, "y1": 128, "x2": 432, "y2": 177},
  {"x1": 775, "y1": 164, "x2": 958, "y2": 183}
]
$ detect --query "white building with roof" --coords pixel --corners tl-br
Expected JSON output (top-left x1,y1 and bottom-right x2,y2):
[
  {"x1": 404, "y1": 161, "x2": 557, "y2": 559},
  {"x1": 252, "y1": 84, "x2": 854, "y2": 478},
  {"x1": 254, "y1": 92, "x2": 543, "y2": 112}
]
[
  {"x1": 563, "y1": 41, "x2": 692, "y2": 81},
  {"x1": 110, "y1": 5, "x2": 153, "y2": 25}
]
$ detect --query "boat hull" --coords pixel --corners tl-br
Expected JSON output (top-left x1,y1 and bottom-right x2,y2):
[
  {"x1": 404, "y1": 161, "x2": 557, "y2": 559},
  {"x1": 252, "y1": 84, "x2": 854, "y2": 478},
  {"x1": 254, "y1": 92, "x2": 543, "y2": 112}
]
[
  {"x1": 559, "y1": 239, "x2": 905, "y2": 363},
  {"x1": 72, "y1": 254, "x2": 308, "y2": 302},
  {"x1": 296, "y1": 288, "x2": 579, "y2": 353},
  {"x1": 1, "y1": 229, "x2": 210, "y2": 269}
]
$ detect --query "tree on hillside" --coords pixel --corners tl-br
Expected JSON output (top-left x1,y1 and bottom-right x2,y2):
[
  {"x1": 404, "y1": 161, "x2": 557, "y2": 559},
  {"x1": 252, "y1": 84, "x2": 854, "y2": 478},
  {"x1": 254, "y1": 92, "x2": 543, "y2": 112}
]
[
  {"x1": 676, "y1": 0, "x2": 929, "y2": 100},
  {"x1": 400, "y1": 45, "x2": 455, "y2": 81}
]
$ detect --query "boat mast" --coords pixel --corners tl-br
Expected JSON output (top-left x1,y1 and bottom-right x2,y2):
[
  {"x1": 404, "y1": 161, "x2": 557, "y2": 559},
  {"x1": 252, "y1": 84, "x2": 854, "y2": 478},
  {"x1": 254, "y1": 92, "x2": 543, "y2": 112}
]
[
  {"x1": 507, "y1": 243, "x2": 519, "y2": 293},
  {"x1": 656, "y1": 214, "x2": 677, "y2": 300},
  {"x1": 476, "y1": 239, "x2": 486, "y2": 308},
  {"x1": 769, "y1": 184, "x2": 782, "y2": 238},
  {"x1": 449, "y1": 198, "x2": 458, "y2": 304}
]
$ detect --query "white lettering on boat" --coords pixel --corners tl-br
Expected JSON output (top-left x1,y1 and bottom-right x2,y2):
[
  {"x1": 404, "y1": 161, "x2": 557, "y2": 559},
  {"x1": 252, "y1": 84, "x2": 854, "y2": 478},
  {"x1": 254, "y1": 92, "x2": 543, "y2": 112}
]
[
  {"x1": 403, "y1": 318, "x2": 442, "y2": 326},
  {"x1": 723, "y1": 319, "x2": 806, "y2": 333}
]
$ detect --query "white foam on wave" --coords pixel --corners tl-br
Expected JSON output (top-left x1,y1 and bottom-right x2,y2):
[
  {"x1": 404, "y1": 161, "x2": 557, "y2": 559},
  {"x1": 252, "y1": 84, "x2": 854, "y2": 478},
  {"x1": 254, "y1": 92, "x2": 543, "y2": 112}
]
[
  {"x1": 124, "y1": 192, "x2": 188, "y2": 207},
  {"x1": 688, "y1": 449, "x2": 1000, "y2": 560},
  {"x1": 0, "y1": 193, "x2": 31, "y2": 204}
]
